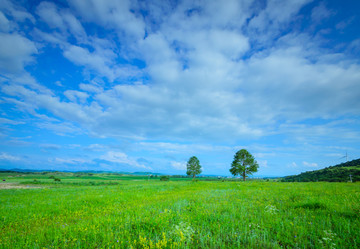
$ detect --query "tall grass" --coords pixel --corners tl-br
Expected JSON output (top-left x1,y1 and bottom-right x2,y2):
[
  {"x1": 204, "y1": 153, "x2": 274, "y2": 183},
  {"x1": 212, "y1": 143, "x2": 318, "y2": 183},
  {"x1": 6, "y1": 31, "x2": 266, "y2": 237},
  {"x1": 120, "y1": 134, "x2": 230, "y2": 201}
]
[{"x1": 0, "y1": 179, "x2": 359, "y2": 248}]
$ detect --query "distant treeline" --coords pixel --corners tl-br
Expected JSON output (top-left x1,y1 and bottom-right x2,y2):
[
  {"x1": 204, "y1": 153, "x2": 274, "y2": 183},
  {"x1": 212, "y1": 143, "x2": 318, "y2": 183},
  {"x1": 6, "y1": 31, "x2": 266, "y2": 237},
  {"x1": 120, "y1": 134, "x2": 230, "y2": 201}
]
[{"x1": 282, "y1": 158, "x2": 360, "y2": 182}]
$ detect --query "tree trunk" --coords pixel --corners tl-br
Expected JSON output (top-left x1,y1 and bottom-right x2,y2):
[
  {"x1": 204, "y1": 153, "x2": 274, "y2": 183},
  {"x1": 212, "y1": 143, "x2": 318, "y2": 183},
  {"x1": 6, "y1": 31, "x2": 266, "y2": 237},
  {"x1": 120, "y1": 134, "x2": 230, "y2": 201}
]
[{"x1": 243, "y1": 162, "x2": 246, "y2": 181}]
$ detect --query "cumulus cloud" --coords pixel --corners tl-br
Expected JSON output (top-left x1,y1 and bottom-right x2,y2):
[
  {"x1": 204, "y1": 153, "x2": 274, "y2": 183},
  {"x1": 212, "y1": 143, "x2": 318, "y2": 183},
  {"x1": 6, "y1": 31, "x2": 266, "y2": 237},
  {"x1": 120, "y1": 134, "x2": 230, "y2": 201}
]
[
  {"x1": 79, "y1": 83, "x2": 103, "y2": 93},
  {"x1": 64, "y1": 90, "x2": 89, "y2": 103},
  {"x1": 0, "y1": 0, "x2": 359, "y2": 174},
  {"x1": 68, "y1": 0, "x2": 145, "y2": 40},
  {"x1": 100, "y1": 151, "x2": 151, "y2": 169},
  {"x1": 63, "y1": 45, "x2": 115, "y2": 79},
  {"x1": 63, "y1": 44, "x2": 140, "y2": 81},
  {"x1": 0, "y1": 33, "x2": 37, "y2": 73},
  {"x1": 0, "y1": 0, "x2": 34, "y2": 23},
  {"x1": 0, "y1": 2, "x2": 37, "y2": 76},
  {"x1": 36, "y1": 1, "x2": 86, "y2": 41},
  {"x1": 2, "y1": 0, "x2": 360, "y2": 143},
  {"x1": 36, "y1": 2, "x2": 65, "y2": 29}
]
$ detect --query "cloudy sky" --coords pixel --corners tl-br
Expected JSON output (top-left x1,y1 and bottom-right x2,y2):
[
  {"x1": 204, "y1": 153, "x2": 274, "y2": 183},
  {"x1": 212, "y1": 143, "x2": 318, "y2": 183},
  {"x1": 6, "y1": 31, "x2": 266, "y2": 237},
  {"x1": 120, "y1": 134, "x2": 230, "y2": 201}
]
[{"x1": 0, "y1": 0, "x2": 359, "y2": 176}]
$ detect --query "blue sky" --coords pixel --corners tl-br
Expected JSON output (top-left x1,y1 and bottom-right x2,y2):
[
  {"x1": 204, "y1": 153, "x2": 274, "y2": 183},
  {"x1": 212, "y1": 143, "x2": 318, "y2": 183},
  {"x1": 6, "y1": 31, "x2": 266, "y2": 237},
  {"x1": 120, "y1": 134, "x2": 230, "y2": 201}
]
[{"x1": 0, "y1": 0, "x2": 359, "y2": 176}]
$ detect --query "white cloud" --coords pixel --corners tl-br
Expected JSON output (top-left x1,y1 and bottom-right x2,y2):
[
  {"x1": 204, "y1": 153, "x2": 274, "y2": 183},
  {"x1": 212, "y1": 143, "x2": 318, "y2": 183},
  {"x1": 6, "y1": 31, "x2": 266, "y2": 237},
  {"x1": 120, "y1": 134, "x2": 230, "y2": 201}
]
[
  {"x1": 32, "y1": 29, "x2": 66, "y2": 46},
  {"x1": 0, "y1": 117, "x2": 25, "y2": 125},
  {"x1": 86, "y1": 144, "x2": 107, "y2": 151},
  {"x1": 311, "y1": 2, "x2": 333, "y2": 24},
  {"x1": 303, "y1": 161, "x2": 319, "y2": 168},
  {"x1": 36, "y1": 1, "x2": 87, "y2": 42},
  {"x1": 62, "y1": 11, "x2": 86, "y2": 39},
  {"x1": 288, "y1": 162, "x2": 298, "y2": 168},
  {"x1": 3, "y1": 36, "x2": 360, "y2": 143},
  {"x1": 0, "y1": 152, "x2": 20, "y2": 161},
  {"x1": 0, "y1": 33, "x2": 37, "y2": 73},
  {"x1": 63, "y1": 45, "x2": 115, "y2": 80},
  {"x1": 207, "y1": 29, "x2": 249, "y2": 59},
  {"x1": 79, "y1": 83, "x2": 102, "y2": 93},
  {"x1": 257, "y1": 160, "x2": 268, "y2": 168},
  {"x1": 0, "y1": 0, "x2": 359, "y2": 176},
  {"x1": 0, "y1": 0, "x2": 34, "y2": 23},
  {"x1": 137, "y1": 142, "x2": 232, "y2": 154},
  {"x1": 64, "y1": 90, "x2": 89, "y2": 103},
  {"x1": 40, "y1": 144, "x2": 61, "y2": 150},
  {"x1": 36, "y1": 2, "x2": 65, "y2": 30},
  {"x1": 68, "y1": 0, "x2": 145, "y2": 40},
  {"x1": 54, "y1": 157, "x2": 90, "y2": 165},
  {"x1": 171, "y1": 161, "x2": 187, "y2": 171},
  {"x1": 0, "y1": 11, "x2": 10, "y2": 31},
  {"x1": 248, "y1": 0, "x2": 312, "y2": 36},
  {"x1": 1, "y1": 83, "x2": 99, "y2": 126},
  {"x1": 37, "y1": 121, "x2": 83, "y2": 136},
  {"x1": 242, "y1": 47, "x2": 360, "y2": 121},
  {"x1": 63, "y1": 44, "x2": 139, "y2": 81},
  {"x1": 348, "y1": 39, "x2": 360, "y2": 54},
  {"x1": 325, "y1": 153, "x2": 343, "y2": 158},
  {"x1": 100, "y1": 151, "x2": 151, "y2": 169}
]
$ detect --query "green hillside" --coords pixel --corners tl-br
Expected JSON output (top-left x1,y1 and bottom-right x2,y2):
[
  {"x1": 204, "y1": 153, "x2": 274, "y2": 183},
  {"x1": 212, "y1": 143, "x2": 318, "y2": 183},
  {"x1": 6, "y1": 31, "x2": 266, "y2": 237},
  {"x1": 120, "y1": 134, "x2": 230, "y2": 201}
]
[{"x1": 282, "y1": 158, "x2": 360, "y2": 182}]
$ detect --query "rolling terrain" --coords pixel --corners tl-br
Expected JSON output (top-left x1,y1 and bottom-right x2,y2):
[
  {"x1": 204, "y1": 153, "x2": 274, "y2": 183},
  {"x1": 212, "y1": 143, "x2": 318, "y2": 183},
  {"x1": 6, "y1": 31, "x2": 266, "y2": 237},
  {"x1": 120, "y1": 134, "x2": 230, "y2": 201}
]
[
  {"x1": 282, "y1": 159, "x2": 360, "y2": 182},
  {"x1": 0, "y1": 172, "x2": 359, "y2": 248}
]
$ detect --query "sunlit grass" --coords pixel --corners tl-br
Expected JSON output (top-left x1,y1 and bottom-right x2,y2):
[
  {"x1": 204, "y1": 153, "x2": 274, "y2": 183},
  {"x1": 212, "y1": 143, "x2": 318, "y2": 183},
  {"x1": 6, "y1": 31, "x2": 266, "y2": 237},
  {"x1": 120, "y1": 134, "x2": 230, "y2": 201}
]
[{"x1": 0, "y1": 176, "x2": 359, "y2": 248}]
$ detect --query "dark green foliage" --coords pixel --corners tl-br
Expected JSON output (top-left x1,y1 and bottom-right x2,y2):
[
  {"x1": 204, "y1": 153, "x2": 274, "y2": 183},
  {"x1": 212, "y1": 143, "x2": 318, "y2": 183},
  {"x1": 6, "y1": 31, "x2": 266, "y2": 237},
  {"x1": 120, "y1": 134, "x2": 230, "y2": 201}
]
[
  {"x1": 297, "y1": 202, "x2": 327, "y2": 210},
  {"x1": 282, "y1": 158, "x2": 360, "y2": 182},
  {"x1": 186, "y1": 156, "x2": 202, "y2": 179},
  {"x1": 230, "y1": 149, "x2": 259, "y2": 181},
  {"x1": 160, "y1": 175, "x2": 169, "y2": 181}
]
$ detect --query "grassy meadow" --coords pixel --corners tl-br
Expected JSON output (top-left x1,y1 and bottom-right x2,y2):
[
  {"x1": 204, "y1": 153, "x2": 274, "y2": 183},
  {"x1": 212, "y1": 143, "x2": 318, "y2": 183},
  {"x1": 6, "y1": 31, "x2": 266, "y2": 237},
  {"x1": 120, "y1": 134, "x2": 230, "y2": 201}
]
[{"x1": 0, "y1": 173, "x2": 359, "y2": 248}]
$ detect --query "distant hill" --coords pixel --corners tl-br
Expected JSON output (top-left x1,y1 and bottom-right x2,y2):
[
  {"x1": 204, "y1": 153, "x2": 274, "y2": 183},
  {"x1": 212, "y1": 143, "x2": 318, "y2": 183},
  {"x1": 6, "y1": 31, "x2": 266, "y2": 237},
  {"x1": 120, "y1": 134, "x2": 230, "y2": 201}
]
[
  {"x1": 0, "y1": 169, "x2": 163, "y2": 176},
  {"x1": 282, "y1": 158, "x2": 360, "y2": 182}
]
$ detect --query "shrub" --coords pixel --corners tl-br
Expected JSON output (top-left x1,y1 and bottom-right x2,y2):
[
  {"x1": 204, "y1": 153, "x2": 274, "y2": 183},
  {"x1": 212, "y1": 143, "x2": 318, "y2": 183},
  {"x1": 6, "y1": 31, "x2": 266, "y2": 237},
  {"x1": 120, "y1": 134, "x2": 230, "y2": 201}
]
[
  {"x1": 160, "y1": 175, "x2": 169, "y2": 181},
  {"x1": 298, "y1": 201, "x2": 326, "y2": 210}
]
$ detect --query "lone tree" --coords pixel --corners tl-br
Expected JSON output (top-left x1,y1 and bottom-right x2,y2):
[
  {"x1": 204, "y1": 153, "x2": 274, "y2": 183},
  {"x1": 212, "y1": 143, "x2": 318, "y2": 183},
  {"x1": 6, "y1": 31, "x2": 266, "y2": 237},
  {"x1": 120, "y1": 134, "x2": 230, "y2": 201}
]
[
  {"x1": 230, "y1": 149, "x2": 259, "y2": 181},
  {"x1": 186, "y1": 156, "x2": 202, "y2": 179}
]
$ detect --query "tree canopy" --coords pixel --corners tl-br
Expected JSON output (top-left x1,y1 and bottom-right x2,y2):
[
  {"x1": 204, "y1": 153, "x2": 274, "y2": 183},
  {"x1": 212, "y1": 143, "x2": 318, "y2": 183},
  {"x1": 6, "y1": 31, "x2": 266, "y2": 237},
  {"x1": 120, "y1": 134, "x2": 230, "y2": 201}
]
[
  {"x1": 230, "y1": 149, "x2": 259, "y2": 181},
  {"x1": 186, "y1": 156, "x2": 202, "y2": 179}
]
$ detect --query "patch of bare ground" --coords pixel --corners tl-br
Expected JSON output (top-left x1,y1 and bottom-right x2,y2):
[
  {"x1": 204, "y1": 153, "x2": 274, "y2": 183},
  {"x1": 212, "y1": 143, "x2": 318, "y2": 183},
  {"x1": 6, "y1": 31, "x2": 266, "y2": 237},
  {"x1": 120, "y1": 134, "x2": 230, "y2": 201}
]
[{"x1": 0, "y1": 183, "x2": 43, "y2": 189}]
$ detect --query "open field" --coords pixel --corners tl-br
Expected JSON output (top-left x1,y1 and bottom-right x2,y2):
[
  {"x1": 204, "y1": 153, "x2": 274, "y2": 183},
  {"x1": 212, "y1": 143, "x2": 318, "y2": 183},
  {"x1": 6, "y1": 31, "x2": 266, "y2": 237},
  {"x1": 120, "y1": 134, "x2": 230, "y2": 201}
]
[{"x1": 0, "y1": 173, "x2": 359, "y2": 248}]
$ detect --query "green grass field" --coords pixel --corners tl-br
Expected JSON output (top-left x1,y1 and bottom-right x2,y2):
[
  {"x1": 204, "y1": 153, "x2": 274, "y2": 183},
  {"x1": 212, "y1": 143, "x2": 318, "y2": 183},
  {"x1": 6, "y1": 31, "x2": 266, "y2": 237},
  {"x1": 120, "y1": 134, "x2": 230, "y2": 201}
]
[{"x1": 0, "y1": 173, "x2": 359, "y2": 248}]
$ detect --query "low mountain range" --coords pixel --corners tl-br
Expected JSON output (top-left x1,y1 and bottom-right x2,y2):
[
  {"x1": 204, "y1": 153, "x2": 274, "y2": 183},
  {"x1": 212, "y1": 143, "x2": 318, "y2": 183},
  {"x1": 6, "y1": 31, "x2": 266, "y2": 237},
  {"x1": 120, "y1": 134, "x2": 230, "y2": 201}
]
[{"x1": 282, "y1": 158, "x2": 360, "y2": 182}]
